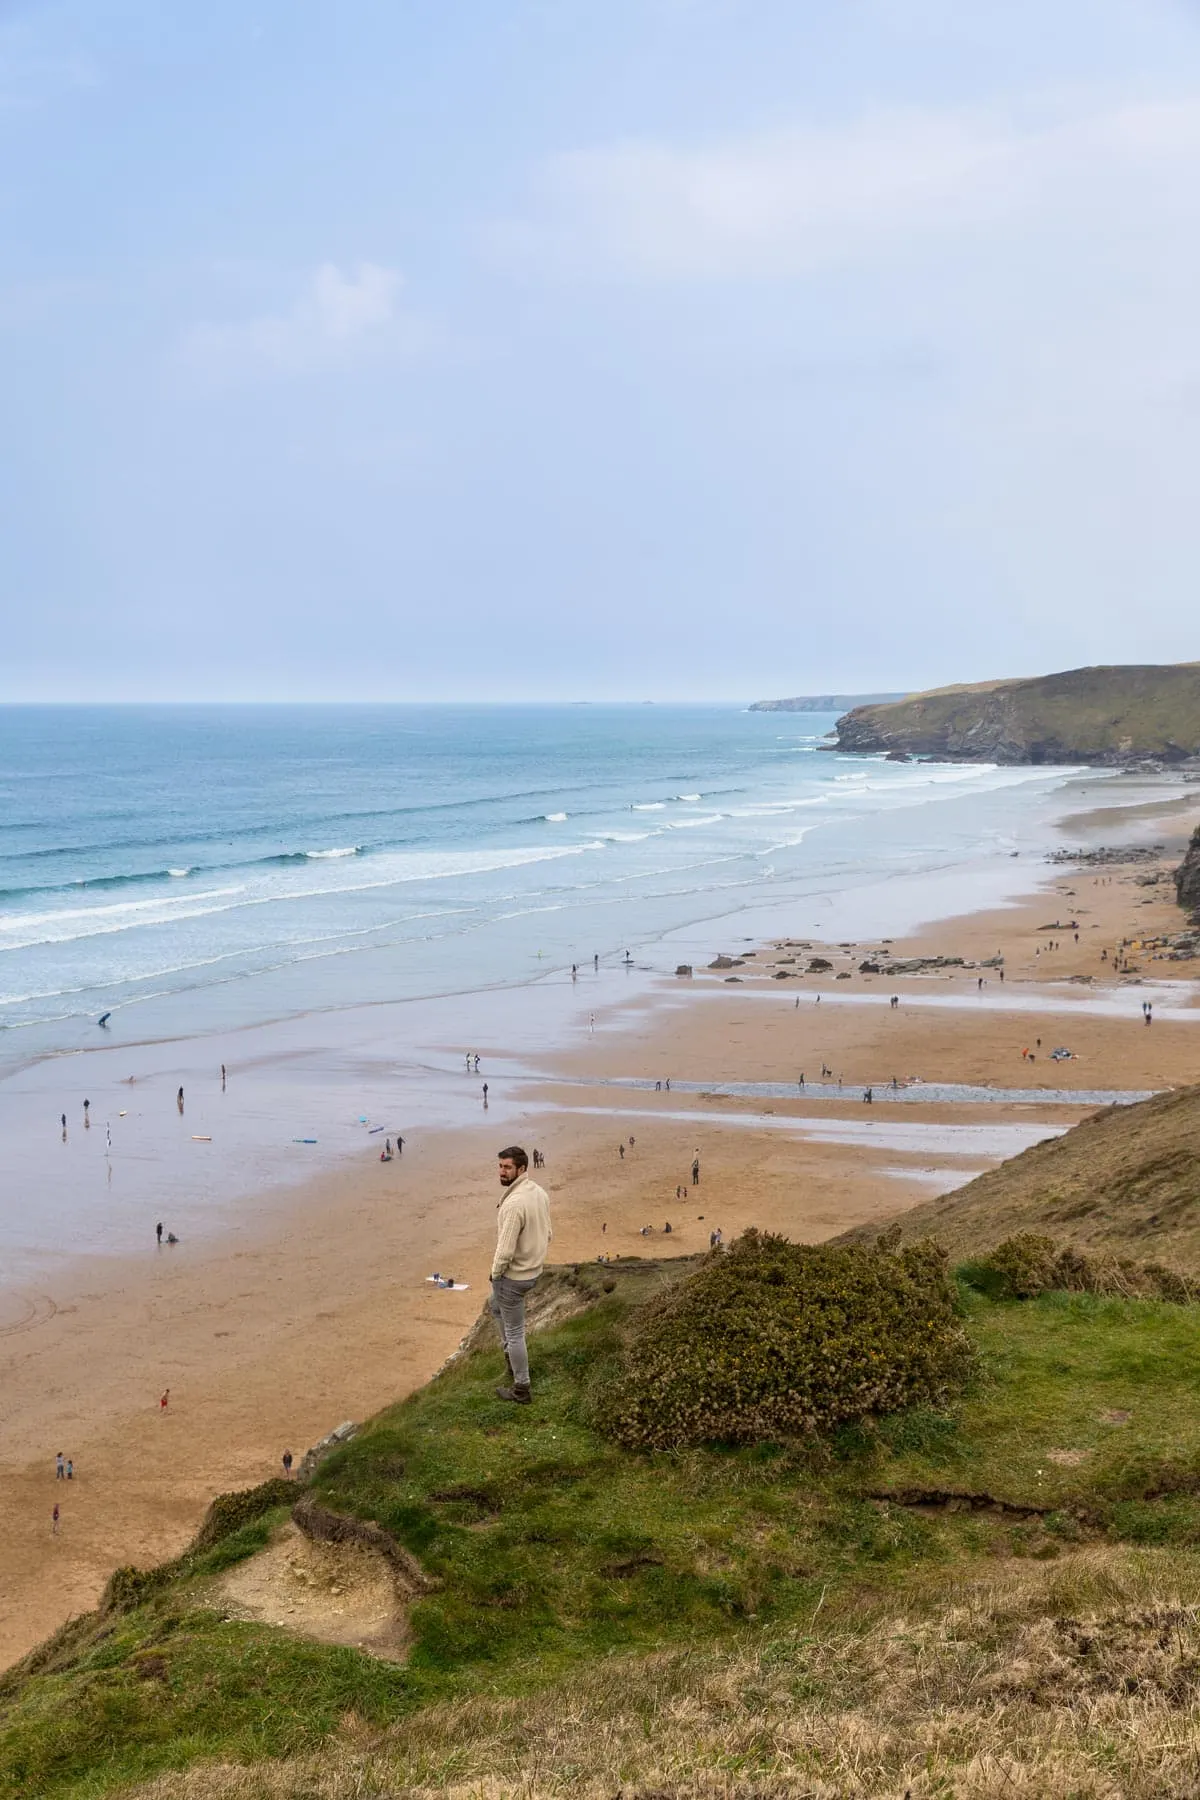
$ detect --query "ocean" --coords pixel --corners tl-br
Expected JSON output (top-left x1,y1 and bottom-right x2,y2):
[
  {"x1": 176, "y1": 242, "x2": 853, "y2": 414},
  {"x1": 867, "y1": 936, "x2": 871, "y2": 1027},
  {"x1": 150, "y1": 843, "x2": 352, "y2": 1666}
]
[
  {"x1": 0, "y1": 702, "x2": 1092, "y2": 1078},
  {"x1": 0, "y1": 702, "x2": 1149, "y2": 1278}
]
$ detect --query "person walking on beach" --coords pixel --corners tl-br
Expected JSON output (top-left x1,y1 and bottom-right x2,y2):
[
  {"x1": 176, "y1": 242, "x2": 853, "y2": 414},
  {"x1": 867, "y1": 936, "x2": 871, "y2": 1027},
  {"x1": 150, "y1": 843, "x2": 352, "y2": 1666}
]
[
  {"x1": 55, "y1": 1452, "x2": 64, "y2": 1480},
  {"x1": 160, "y1": 1388, "x2": 170, "y2": 1412},
  {"x1": 52, "y1": 1503, "x2": 59, "y2": 1536},
  {"x1": 619, "y1": 1143, "x2": 625, "y2": 1160},
  {"x1": 177, "y1": 1087, "x2": 184, "y2": 1113},
  {"x1": 83, "y1": 1098, "x2": 90, "y2": 1123},
  {"x1": 156, "y1": 1221, "x2": 163, "y2": 1245},
  {"x1": 66, "y1": 1459, "x2": 73, "y2": 1480},
  {"x1": 482, "y1": 1082, "x2": 489, "y2": 1106},
  {"x1": 691, "y1": 1152, "x2": 700, "y2": 1187},
  {"x1": 282, "y1": 1450, "x2": 293, "y2": 1479},
  {"x1": 491, "y1": 1145, "x2": 552, "y2": 1405}
]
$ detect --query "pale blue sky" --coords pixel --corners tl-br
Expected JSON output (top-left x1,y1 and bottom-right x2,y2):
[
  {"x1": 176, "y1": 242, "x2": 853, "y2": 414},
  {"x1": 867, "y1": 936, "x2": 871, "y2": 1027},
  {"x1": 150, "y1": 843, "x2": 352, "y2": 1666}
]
[{"x1": 4, "y1": 0, "x2": 1200, "y2": 700}]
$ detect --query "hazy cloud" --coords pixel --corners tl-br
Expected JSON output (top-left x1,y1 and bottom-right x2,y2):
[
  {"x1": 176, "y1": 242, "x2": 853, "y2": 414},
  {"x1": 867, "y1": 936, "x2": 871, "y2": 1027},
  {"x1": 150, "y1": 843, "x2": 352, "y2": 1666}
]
[
  {"x1": 184, "y1": 262, "x2": 421, "y2": 375},
  {"x1": 497, "y1": 94, "x2": 1200, "y2": 279}
]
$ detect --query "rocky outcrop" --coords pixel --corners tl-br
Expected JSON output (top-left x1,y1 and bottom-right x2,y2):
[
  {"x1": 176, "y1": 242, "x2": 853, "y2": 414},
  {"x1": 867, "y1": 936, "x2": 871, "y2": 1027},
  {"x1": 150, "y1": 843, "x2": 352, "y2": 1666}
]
[
  {"x1": 297, "y1": 1420, "x2": 358, "y2": 1480},
  {"x1": 1177, "y1": 825, "x2": 1200, "y2": 918},
  {"x1": 834, "y1": 663, "x2": 1200, "y2": 765}
]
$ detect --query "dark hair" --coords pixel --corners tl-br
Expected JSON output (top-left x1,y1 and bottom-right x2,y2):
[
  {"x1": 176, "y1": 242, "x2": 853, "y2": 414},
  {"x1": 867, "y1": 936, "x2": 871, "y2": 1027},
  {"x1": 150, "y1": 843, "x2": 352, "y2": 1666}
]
[{"x1": 498, "y1": 1145, "x2": 528, "y2": 1171}]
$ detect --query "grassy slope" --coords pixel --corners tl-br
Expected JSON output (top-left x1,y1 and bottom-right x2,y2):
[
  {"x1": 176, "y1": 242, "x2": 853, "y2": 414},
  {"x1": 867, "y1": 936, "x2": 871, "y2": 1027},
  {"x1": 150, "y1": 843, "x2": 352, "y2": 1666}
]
[
  {"x1": 839, "y1": 1084, "x2": 1200, "y2": 1268},
  {"x1": 837, "y1": 661, "x2": 1200, "y2": 759},
  {"x1": 6, "y1": 1259, "x2": 1200, "y2": 1799}
]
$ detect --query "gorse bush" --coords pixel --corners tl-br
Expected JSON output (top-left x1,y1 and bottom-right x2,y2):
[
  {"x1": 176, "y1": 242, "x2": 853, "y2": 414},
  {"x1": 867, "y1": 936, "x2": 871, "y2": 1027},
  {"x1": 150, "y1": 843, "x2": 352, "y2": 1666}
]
[
  {"x1": 961, "y1": 1233, "x2": 1199, "y2": 1304},
  {"x1": 595, "y1": 1230, "x2": 974, "y2": 1451},
  {"x1": 191, "y1": 1477, "x2": 298, "y2": 1551}
]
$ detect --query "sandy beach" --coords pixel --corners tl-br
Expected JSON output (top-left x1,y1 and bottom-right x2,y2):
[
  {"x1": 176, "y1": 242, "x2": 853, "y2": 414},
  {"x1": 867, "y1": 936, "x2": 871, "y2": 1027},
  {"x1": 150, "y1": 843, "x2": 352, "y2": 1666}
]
[{"x1": 3, "y1": 784, "x2": 1199, "y2": 1670}]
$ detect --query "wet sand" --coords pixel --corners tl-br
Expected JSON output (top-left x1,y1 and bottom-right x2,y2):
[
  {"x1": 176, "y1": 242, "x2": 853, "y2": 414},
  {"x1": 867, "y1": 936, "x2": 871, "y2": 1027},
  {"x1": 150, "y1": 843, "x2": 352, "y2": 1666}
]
[{"x1": 2, "y1": 784, "x2": 1198, "y2": 1669}]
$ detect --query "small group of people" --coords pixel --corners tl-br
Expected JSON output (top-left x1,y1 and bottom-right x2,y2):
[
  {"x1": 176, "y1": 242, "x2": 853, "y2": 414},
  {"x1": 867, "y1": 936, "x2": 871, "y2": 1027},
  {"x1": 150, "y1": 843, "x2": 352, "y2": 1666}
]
[
  {"x1": 379, "y1": 1135, "x2": 405, "y2": 1161},
  {"x1": 54, "y1": 1451, "x2": 75, "y2": 1481},
  {"x1": 59, "y1": 1097, "x2": 92, "y2": 1138},
  {"x1": 531, "y1": 1148, "x2": 546, "y2": 1168},
  {"x1": 155, "y1": 1221, "x2": 179, "y2": 1245},
  {"x1": 464, "y1": 1053, "x2": 482, "y2": 1072}
]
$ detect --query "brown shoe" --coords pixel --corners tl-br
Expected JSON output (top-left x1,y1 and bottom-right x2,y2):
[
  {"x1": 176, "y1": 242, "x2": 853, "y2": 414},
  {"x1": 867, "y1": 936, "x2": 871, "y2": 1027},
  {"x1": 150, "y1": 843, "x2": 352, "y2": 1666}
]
[{"x1": 495, "y1": 1383, "x2": 531, "y2": 1405}]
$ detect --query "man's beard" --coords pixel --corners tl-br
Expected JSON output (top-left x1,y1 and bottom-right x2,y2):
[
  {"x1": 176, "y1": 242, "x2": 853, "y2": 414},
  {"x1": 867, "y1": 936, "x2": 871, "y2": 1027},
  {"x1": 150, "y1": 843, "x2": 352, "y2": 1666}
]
[{"x1": 499, "y1": 1172, "x2": 516, "y2": 1186}]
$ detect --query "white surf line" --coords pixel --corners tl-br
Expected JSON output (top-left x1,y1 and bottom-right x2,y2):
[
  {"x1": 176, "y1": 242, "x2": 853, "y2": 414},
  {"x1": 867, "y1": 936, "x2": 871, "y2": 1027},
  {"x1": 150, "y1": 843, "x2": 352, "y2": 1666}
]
[
  {"x1": 694, "y1": 984, "x2": 1200, "y2": 1022},
  {"x1": 551, "y1": 1103, "x2": 1065, "y2": 1159}
]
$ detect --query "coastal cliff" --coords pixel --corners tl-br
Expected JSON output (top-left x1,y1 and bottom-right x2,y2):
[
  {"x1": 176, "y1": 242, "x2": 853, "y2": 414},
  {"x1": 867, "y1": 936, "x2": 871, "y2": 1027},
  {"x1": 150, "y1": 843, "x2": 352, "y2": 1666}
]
[
  {"x1": 1177, "y1": 824, "x2": 1200, "y2": 917},
  {"x1": 749, "y1": 691, "x2": 906, "y2": 713},
  {"x1": 834, "y1": 662, "x2": 1200, "y2": 764}
]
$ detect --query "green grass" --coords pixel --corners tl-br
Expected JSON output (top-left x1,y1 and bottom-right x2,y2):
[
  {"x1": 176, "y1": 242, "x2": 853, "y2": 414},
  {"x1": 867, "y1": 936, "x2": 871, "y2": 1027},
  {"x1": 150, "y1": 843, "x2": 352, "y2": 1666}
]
[
  {"x1": 869, "y1": 1284, "x2": 1200, "y2": 1514},
  {"x1": 6, "y1": 1263, "x2": 1200, "y2": 1797}
]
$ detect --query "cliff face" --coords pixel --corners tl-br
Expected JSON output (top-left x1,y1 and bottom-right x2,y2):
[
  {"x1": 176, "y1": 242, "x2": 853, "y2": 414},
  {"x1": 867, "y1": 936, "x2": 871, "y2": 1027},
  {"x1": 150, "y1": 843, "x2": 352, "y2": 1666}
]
[
  {"x1": 749, "y1": 692, "x2": 907, "y2": 713},
  {"x1": 1177, "y1": 825, "x2": 1200, "y2": 918},
  {"x1": 835, "y1": 663, "x2": 1200, "y2": 765}
]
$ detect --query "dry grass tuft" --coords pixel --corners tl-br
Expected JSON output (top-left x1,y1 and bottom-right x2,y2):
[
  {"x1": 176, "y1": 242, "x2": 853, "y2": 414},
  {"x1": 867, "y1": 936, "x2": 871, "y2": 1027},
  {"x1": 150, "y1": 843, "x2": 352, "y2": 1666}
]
[{"x1": 124, "y1": 1547, "x2": 1200, "y2": 1800}]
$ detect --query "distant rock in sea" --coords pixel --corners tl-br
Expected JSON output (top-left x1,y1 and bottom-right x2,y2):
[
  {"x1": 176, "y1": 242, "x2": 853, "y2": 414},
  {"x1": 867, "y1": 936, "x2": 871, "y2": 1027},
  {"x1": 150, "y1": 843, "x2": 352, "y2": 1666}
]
[{"x1": 833, "y1": 663, "x2": 1200, "y2": 765}]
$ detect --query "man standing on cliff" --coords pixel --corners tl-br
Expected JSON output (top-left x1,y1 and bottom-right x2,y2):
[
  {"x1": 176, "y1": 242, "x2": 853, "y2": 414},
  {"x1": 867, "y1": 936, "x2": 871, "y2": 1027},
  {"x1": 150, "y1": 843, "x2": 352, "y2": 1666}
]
[{"x1": 491, "y1": 1145, "x2": 552, "y2": 1406}]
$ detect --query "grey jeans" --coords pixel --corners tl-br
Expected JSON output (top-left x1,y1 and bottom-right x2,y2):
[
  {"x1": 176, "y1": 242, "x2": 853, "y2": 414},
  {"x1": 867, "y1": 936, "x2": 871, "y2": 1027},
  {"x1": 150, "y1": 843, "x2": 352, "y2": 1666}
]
[{"x1": 490, "y1": 1274, "x2": 538, "y2": 1387}]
